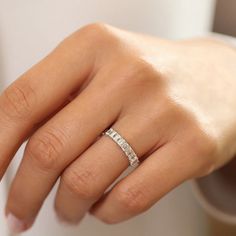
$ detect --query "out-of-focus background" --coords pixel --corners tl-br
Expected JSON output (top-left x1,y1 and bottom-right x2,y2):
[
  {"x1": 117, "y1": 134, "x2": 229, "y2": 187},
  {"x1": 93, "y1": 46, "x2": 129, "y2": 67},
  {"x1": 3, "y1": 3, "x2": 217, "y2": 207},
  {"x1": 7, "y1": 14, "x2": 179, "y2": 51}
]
[
  {"x1": 213, "y1": 0, "x2": 236, "y2": 37},
  {"x1": 0, "y1": 0, "x2": 235, "y2": 236}
]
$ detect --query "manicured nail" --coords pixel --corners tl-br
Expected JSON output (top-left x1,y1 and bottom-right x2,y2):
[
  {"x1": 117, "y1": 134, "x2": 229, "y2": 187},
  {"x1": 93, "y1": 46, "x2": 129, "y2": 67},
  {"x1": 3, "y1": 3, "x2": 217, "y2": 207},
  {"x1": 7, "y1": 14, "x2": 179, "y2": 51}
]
[{"x1": 6, "y1": 213, "x2": 27, "y2": 234}]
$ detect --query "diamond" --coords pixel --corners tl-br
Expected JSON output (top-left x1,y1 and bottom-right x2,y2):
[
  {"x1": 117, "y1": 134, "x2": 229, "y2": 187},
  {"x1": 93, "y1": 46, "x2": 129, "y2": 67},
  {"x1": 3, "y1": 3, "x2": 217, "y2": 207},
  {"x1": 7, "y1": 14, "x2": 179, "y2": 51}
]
[{"x1": 104, "y1": 128, "x2": 139, "y2": 168}]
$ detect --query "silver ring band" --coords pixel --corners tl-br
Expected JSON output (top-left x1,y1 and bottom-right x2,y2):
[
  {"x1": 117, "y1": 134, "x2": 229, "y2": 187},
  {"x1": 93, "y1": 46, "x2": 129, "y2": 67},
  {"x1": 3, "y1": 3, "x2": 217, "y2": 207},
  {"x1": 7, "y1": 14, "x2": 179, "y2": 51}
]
[{"x1": 103, "y1": 128, "x2": 140, "y2": 167}]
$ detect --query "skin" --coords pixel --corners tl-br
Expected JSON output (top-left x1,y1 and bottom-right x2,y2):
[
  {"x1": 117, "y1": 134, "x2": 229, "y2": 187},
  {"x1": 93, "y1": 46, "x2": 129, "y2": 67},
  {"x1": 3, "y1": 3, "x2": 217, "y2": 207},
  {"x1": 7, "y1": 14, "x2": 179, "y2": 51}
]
[{"x1": 0, "y1": 23, "x2": 236, "y2": 233}]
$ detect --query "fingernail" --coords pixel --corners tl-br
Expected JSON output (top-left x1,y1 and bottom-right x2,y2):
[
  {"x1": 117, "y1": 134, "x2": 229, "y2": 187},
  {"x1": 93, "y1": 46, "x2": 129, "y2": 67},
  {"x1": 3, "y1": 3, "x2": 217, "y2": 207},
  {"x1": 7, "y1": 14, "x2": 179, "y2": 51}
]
[
  {"x1": 55, "y1": 211, "x2": 81, "y2": 226},
  {"x1": 6, "y1": 213, "x2": 27, "y2": 234},
  {"x1": 55, "y1": 211, "x2": 72, "y2": 226}
]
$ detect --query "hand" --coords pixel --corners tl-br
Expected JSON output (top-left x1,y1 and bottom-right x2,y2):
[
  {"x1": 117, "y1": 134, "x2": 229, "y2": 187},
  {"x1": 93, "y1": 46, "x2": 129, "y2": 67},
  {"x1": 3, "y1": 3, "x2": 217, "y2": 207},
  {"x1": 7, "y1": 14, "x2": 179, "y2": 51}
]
[{"x1": 1, "y1": 23, "x2": 236, "y2": 233}]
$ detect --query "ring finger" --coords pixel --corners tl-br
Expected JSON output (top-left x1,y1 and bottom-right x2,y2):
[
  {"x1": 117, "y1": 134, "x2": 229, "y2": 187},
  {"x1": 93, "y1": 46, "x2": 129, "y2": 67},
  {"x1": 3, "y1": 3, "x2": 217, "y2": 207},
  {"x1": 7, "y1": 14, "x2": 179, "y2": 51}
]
[{"x1": 54, "y1": 106, "x2": 170, "y2": 224}]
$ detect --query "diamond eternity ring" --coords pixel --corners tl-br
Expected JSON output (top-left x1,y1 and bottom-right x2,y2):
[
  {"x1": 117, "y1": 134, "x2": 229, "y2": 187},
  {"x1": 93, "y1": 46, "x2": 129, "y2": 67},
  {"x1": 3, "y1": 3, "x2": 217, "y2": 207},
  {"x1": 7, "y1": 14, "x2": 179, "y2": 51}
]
[{"x1": 103, "y1": 128, "x2": 140, "y2": 168}]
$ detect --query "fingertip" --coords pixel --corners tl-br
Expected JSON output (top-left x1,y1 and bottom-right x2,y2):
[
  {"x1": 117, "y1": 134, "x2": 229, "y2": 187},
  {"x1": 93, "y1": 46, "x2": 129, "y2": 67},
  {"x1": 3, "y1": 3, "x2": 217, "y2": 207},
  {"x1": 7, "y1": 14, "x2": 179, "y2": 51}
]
[
  {"x1": 5, "y1": 212, "x2": 33, "y2": 234},
  {"x1": 54, "y1": 207, "x2": 84, "y2": 226}
]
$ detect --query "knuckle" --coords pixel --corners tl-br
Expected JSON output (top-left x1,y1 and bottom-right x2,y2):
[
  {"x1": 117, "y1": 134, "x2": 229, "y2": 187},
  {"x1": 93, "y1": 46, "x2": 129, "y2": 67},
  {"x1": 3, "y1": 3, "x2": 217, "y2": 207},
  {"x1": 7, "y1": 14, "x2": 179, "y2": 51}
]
[
  {"x1": 76, "y1": 22, "x2": 113, "y2": 44},
  {"x1": 194, "y1": 134, "x2": 217, "y2": 157},
  {"x1": 58, "y1": 22, "x2": 116, "y2": 66},
  {"x1": 168, "y1": 104, "x2": 219, "y2": 178},
  {"x1": 115, "y1": 185, "x2": 149, "y2": 214},
  {"x1": 193, "y1": 133, "x2": 218, "y2": 175},
  {"x1": 117, "y1": 59, "x2": 160, "y2": 90},
  {"x1": 2, "y1": 80, "x2": 36, "y2": 120},
  {"x1": 62, "y1": 168, "x2": 98, "y2": 200},
  {"x1": 128, "y1": 59, "x2": 155, "y2": 77},
  {"x1": 80, "y1": 22, "x2": 110, "y2": 35},
  {"x1": 180, "y1": 124, "x2": 218, "y2": 177},
  {"x1": 26, "y1": 127, "x2": 67, "y2": 170}
]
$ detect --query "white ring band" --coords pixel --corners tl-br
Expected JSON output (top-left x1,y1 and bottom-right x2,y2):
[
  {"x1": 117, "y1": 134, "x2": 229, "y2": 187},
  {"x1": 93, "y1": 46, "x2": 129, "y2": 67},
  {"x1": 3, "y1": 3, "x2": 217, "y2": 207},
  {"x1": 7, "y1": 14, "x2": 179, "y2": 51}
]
[{"x1": 103, "y1": 128, "x2": 140, "y2": 167}]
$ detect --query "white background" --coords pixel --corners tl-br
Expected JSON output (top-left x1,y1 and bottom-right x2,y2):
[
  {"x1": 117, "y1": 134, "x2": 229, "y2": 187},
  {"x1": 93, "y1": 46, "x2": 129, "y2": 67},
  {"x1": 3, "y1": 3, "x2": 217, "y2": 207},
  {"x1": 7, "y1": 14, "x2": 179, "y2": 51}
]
[{"x1": 0, "y1": 0, "x2": 216, "y2": 235}]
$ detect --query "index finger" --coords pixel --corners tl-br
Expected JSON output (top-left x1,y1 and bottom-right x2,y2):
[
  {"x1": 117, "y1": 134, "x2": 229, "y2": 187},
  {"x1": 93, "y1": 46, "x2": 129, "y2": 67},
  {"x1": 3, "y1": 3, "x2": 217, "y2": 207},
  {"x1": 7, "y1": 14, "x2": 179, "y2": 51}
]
[{"x1": 0, "y1": 24, "x2": 98, "y2": 179}]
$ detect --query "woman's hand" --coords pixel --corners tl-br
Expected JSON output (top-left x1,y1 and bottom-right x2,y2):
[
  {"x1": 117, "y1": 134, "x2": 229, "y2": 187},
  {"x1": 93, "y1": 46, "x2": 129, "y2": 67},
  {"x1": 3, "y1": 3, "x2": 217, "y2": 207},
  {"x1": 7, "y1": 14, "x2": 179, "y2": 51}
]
[{"x1": 1, "y1": 23, "x2": 236, "y2": 233}]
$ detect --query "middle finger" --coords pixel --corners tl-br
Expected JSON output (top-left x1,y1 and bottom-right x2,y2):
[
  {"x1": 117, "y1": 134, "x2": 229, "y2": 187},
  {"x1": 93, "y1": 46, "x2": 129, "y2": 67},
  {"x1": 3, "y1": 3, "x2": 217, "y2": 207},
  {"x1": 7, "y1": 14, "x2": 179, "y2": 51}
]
[{"x1": 54, "y1": 107, "x2": 169, "y2": 224}]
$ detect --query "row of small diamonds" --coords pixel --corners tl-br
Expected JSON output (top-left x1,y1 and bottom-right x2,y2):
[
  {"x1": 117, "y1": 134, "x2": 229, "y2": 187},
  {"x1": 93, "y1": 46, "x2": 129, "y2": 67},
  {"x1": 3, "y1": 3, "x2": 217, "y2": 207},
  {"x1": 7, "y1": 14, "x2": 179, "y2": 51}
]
[{"x1": 105, "y1": 128, "x2": 140, "y2": 167}]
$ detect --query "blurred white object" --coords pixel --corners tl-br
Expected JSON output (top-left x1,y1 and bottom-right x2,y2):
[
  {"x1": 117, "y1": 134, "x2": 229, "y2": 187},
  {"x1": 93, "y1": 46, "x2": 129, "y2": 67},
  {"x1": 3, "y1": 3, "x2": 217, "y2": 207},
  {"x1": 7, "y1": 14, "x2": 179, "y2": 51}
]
[{"x1": 0, "y1": 0, "x2": 216, "y2": 235}]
